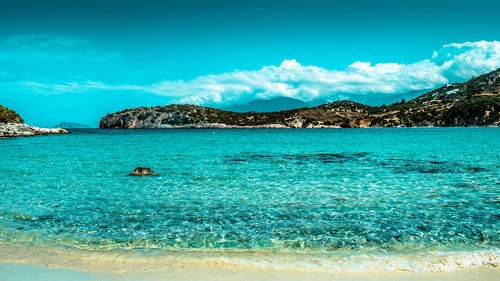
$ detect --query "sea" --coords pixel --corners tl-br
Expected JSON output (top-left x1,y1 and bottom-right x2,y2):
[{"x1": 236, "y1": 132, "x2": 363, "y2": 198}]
[{"x1": 1, "y1": 128, "x2": 499, "y2": 273}]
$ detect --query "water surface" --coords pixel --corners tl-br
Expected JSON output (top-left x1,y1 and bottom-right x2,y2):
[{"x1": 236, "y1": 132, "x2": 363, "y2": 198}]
[{"x1": 1, "y1": 128, "x2": 499, "y2": 271}]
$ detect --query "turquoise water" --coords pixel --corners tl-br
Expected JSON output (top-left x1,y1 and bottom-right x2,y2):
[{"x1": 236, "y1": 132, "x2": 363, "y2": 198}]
[{"x1": 1, "y1": 128, "x2": 499, "y2": 271}]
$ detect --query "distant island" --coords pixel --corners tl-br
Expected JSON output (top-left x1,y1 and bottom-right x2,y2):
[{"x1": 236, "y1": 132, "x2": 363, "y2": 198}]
[
  {"x1": 0, "y1": 105, "x2": 69, "y2": 137},
  {"x1": 54, "y1": 122, "x2": 92, "y2": 129},
  {"x1": 100, "y1": 68, "x2": 500, "y2": 129}
]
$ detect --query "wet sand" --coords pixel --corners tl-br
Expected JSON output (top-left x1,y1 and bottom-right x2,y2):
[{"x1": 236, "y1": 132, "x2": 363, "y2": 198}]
[
  {"x1": 1, "y1": 242, "x2": 499, "y2": 281},
  {"x1": 0, "y1": 262, "x2": 499, "y2": 281}
]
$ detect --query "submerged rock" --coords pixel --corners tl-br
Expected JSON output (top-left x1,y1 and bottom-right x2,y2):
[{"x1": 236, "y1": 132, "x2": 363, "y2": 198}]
[{"x1": 129, "y1": 167, "x2": 158, "y2": 176}]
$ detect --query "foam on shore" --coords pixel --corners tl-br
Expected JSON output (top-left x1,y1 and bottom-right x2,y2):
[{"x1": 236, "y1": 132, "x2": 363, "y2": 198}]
[{"x1": 0, "y1": 242, "x2": 498, "y2": 274}]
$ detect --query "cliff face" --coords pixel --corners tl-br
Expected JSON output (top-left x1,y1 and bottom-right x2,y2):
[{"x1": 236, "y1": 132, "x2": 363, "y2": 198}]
[
  {"x1": 99, "y1": 102, "x2": 371, "y2": 129},
  {"x1": 100, "y1": 69, "x2": 500, "y2": 129},
  {"x1": 99, "y1": 104, "x2": 291, "y2": 128}
]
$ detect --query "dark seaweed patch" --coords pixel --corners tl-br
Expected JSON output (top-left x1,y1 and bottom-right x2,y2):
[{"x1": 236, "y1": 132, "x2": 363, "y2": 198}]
[
  {"x1": 227, "y1": 153, "x2": 487, "y2": 175},
  {"x1": 227, "y1": 152, "x2": 371, "y2": 164},
  {"x1": 466, "y1": 166, "x2": 487, "y2": 172},
  {"x1": 418, "y1": 167, "x2": 443, "y2": 174},
  {"x1": 380, "y1": 158, "x2": 487, "y2": 174},
  {"x1": 454, "y1": 182, "x2": 481, "y2": 188},
  {"x1": 250, "y1": 154, "x2": 270, "y2": 159},
  {"x1": 317, "y1": 153, "x2": 347, "y2": 158}
]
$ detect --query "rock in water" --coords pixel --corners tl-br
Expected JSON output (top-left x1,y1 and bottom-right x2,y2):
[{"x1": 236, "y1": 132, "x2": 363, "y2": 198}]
[{"x1": 129, "y1": 167, "x2": 158, "y2": 176}]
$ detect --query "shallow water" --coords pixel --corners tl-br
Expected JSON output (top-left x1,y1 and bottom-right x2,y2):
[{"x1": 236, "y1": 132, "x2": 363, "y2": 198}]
[{"x1": 1, "y1": 128, "x2": 499, "y2": 271}]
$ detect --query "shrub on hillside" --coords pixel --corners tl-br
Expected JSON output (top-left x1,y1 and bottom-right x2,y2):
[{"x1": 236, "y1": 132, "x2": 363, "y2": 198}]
[{"x1": 0, "y1": 105, "x2": 24, "y2": 123}]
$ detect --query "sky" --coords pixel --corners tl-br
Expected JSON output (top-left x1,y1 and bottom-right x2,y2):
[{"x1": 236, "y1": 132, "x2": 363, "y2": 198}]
[{"x1": 1, "y1": 0, "x2": 500, "y2": 127}]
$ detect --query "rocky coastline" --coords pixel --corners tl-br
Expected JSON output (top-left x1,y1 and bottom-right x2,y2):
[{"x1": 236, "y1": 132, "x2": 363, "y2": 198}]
[
  {"x1": 100, "y1": 68, "x2": 500, "y2": 129},
  {"x1": 0, "y1": 123, "x2": 69, "y2": 138}
]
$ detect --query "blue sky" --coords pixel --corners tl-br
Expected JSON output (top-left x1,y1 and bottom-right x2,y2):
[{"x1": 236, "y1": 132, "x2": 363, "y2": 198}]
[{"x1": 1, "y1": 0, "x2": 500, "y2": 127}]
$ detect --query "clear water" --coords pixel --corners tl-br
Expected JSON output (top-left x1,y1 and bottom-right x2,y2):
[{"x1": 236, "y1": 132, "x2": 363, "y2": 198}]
[{"x1": 1, "y1": 128, "x2": 499, "y2": 271}]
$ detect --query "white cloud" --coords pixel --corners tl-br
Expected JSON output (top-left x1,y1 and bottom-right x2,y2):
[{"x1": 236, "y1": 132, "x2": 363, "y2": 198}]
[
  {"x1": 431, "y1": 40, "x2": 500, "y2": 81},
  {"x1": 19, "y1": 40, "x2": 500, "y2": 105},
  {"x1": 0, "y1": 34, "x2": 122, "y2": 62}
]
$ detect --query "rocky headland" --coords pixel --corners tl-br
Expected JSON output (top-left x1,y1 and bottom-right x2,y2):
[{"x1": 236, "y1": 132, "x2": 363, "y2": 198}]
[
  {"x1": 98, "y1": 68, "x2": 499, "y2": 129},
  {"x1": 0, "y1": 105, "x2": 69, "y2": 137}
]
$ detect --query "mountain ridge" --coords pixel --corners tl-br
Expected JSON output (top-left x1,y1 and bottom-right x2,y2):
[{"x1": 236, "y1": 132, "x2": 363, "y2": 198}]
[{"x1": 221, "y1": 97, "x2": 309, "y2": 113}]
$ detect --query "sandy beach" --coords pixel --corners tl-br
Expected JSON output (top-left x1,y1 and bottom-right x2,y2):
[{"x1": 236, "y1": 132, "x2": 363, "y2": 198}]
[
  {"x1": 2, "y1": 1, "x2": 500, "y2": 281},
  {"x1": 1, "y1": 242, "x2": 499, "y2": 281},
  {"x1": 1, "y1": 261, "x2": 499, "y2": 281}
]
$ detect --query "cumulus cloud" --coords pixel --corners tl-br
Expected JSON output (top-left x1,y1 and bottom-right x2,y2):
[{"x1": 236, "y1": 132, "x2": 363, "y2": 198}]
[
  {"x1": 431, "y1": 41, "x2": 500, "y2": 81},
  {"x1": 19, "y1": 40, "x2": 500, "y2": 105}
]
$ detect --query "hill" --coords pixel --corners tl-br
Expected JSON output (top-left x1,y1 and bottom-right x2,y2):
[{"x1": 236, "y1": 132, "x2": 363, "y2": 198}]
[
  {"x1": 54, "y1": 122, "x2": 91, "y2": 129},
  {"x1": 0, "y1": 105, "x2": 23, "y2": 123},
  {"x1": 222, "y1": 97, "x2": 309, "y2": 113},
  {"x1": 100, "y1": 68, "x2": 500, "y2": 128}
]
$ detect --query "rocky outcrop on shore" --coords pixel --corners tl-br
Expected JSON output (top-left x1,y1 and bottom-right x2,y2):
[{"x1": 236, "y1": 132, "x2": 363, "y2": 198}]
[
  {"x1": 0, "y1": 105, "x2": 68, "y2": 137},
  {"x1": 100, "y1": 68, "x2": 500, "y2": 129},
  {"x1": 0, "y1": 123, "x2": 69, "y2": 138}
]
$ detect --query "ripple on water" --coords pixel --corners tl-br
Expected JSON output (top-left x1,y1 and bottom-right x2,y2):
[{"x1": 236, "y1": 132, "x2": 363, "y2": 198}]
[{"x1": 0, "y1": 128, "x2": 499, "y2": 270}]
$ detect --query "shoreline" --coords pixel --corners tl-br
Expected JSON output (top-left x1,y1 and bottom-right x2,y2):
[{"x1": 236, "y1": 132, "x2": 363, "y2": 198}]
[
  {"x1": 2, "y1": 127, "x2": 499, "y2": 280},
  {"x1": 1, "y1": 243, "x2": 498, "y2": 274},
  {"x1": 0, "y1": 122, "x2": 69, "y2": 138},
  {"x1": 93, "y1": 125, "x2": 500, "y2": 130},
  {"x1": 1, "y1": 261, "x2": 499, "y2": 281}
]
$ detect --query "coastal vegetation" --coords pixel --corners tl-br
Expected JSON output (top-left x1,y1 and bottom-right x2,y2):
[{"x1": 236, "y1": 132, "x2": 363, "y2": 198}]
[
  {"x1": 100, "y1": 68, "x2": 500, "y2": 129},
  {"x1": 0, "y1": 105, "x2": 23, "y2": 124}
]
